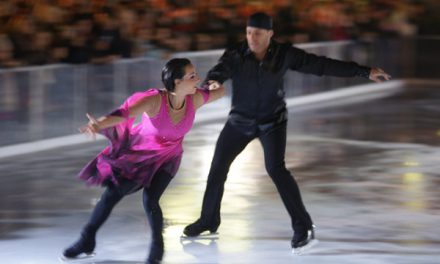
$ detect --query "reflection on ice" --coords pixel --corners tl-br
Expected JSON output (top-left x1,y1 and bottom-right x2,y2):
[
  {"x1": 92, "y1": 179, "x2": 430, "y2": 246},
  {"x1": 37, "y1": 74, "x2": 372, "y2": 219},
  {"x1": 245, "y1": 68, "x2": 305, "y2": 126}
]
[{"x1": 0, "y1": 85, "x2": 439, "y2": 263}]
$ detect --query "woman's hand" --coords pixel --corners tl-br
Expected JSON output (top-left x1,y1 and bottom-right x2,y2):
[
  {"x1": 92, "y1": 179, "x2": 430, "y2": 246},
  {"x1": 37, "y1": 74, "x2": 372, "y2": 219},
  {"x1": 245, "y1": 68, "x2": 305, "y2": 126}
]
[
  {"x1": 79, "y1": 113, "x2": 100, "y2": 140},
  {"x1": 369, "y1": 67, "x2": 391, "y2": 82}
]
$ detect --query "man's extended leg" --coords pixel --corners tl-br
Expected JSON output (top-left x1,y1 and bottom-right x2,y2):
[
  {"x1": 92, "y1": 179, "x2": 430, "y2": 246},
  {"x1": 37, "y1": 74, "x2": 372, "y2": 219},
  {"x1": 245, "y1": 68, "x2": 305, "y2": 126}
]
[
  {"x1": 258, "y1": 122, "x2": 315, "y2": 251},
  {"x1": 184, "y1": 121, "x2": 253, "y2": 236}
]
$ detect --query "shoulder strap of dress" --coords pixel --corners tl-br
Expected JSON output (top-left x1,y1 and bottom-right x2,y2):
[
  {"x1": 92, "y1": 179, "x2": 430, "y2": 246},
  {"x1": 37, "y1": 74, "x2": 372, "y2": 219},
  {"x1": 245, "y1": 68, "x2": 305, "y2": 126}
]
[
  {"x1": 158, "y1": 90, "x2": 168, "y2": 116},
  {"x1": 186, "y1": 93, "x2": 196, "y2": 115}
]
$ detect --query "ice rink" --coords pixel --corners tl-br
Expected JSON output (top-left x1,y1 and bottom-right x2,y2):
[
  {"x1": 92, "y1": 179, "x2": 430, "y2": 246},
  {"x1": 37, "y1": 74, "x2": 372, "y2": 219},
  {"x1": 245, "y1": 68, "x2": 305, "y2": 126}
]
[{"x1": 0, "y1": 80, "x2": 439, "y2": 264}]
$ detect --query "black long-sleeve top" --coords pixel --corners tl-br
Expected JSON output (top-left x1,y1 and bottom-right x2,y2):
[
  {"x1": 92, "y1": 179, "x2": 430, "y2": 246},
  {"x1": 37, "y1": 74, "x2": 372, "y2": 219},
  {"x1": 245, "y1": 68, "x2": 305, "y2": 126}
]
[{"x1": 206, "y1": 40, "x2": 371, "y2": 133}]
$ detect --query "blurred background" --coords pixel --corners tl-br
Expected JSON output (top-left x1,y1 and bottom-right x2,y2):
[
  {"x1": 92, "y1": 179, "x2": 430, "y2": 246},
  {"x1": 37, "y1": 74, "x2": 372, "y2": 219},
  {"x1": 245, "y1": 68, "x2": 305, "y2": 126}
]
[{"x1": 0, "y1": 0, "x2": 439, "y2": 66}]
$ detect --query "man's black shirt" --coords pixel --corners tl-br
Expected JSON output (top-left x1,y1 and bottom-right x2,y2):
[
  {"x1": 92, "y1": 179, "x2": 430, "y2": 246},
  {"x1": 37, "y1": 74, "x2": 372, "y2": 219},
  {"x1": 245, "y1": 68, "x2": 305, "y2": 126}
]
[{"x1": 206, "y1": 40, "x2": 371, "y2": 134}]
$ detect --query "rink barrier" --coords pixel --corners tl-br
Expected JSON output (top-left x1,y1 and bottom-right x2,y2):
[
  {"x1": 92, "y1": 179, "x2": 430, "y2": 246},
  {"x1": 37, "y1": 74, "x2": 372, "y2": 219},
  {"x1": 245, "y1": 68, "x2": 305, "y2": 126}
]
[
  {"x1": 1, "y1": 37, "x2": 439, "y2": 157},
  {"x1": 3, "y1": 78, "x2": 439, "y2": 159},
  {"x1": 0, "y1": 40, "x2": 369, "y2": 150}
]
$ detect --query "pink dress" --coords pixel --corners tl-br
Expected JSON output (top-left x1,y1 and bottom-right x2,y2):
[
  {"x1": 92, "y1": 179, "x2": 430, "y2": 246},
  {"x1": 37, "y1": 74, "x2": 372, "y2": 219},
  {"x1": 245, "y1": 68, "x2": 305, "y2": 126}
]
[{"x1": 78, "y1": 88, "x2": 209, "y2": 187}]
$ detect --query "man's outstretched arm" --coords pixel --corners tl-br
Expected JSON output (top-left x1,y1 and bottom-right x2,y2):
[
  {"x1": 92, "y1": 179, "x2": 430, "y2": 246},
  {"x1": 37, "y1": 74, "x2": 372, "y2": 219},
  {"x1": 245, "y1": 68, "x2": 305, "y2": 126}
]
[{"x1": 288, "y1": 46, "x2": 391, "y2": 82}]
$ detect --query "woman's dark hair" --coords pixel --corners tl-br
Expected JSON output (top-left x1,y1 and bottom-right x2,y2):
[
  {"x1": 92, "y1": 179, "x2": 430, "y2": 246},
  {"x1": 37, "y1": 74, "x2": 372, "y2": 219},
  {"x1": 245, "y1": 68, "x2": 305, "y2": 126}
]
[{"x1": 161, "y1": 58, "x2": 191, "y2": 92}]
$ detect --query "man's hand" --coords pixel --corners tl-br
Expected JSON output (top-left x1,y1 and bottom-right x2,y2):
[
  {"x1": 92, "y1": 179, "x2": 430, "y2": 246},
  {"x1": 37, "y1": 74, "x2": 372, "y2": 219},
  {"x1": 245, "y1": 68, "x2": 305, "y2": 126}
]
[
  {"x1": 207, "y1": 80, "x2": 221, "y2": 90},
  {"x1": 369, "y1": 68, "x2": 391, "y2": 83}
]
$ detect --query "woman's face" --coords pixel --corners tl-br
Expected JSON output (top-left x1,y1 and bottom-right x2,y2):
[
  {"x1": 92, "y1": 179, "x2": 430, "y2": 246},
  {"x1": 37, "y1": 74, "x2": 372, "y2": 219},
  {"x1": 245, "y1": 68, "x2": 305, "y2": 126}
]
[{"x1": 176, "y1": 64, "x2": 200, "y2": 94}]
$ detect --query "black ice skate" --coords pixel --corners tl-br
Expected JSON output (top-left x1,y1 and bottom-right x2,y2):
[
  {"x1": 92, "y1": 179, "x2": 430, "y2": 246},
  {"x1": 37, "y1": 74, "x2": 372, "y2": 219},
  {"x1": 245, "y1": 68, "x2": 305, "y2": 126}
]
[
  {"x1": 291, "y1": 225, "x2": 318, "y2": 255},
  {"x1": 181, "y1": 219, "x2": 219, "y2": 238},
  {"x1": 61, "y1": 232, "x2": 96, "y2": 260}
]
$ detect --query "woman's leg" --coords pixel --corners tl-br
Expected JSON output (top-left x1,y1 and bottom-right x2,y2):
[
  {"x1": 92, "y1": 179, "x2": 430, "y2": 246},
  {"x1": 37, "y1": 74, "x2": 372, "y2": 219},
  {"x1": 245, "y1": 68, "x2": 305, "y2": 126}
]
[
  {"x1": 142, "y1": 170, "x2": 173, "y2": 263},
  {"x1": 63, "y1": 178, "x2": 140, "y2": 258}
]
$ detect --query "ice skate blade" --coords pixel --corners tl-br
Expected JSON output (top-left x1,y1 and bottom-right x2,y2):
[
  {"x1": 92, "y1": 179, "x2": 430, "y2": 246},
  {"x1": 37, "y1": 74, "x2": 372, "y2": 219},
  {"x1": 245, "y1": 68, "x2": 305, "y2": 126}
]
[
  {"x1": 180, "y1": 232, "x2": 219, "y2": 240},
  {"x1": 292, "y1": 239, "x2": 319, "y2": 255},
  {"x1": 59, "y1": 252, "x2": 96, "y2": 262}
]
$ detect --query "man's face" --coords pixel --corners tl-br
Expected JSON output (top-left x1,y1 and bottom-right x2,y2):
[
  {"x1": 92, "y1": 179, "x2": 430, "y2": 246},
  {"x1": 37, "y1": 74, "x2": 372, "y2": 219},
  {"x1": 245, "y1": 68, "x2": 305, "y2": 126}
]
[{"x1": 246, "y1": 26, "x2": 273, "y2": 54}]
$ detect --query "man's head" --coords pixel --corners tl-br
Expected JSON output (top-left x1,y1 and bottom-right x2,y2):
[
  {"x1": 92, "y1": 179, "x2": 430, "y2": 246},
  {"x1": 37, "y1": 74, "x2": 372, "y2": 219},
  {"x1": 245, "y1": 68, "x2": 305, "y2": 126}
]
[{"x1": 246, "y1": 12, "x2": 273, "y2": 55}]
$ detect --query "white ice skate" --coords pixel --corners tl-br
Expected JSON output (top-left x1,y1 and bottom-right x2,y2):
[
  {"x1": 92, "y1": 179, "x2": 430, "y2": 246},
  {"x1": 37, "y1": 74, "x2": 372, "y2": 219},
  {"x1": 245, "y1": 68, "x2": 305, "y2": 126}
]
[
  {"x1": 180, "y1": 230, "x2": 219, "y2": 240},
  {"x1": 59, "y1": 252, "x2": 96, "y2": 262}
]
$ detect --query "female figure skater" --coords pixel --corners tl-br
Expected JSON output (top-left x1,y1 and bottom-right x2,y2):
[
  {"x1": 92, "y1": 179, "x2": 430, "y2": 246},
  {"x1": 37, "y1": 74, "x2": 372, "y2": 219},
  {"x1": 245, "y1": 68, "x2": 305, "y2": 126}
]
[{"x1": 62, "y1": 58, "x2": 224, "y2": 264}]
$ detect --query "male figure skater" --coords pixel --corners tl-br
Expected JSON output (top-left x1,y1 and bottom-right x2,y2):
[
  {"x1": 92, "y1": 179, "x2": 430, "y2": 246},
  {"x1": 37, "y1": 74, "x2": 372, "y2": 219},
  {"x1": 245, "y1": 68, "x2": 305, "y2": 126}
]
[{"x1": 184, "y1": 12, "x2": 390, "y2": 253}]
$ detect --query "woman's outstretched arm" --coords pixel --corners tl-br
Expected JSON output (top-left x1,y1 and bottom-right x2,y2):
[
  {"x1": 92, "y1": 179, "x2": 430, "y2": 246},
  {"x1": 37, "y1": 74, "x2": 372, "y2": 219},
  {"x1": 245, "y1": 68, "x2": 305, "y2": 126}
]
[
  {"x1": 194, "y1": 81, "x2": 226, "y2": 109},
  {"x1": 79, "y1": 93, "x2": 161, "y2": 139}
]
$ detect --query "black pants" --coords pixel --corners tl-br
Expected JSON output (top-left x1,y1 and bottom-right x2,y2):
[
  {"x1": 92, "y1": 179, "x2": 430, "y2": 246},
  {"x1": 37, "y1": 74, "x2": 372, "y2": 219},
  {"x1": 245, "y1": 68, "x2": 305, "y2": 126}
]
[
  {"x1": 82, "y1": 169, "x2": 173, "y2": 248},
  {"x1": 199, "y1": 120, "x2": 313, "y2": 233}
]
